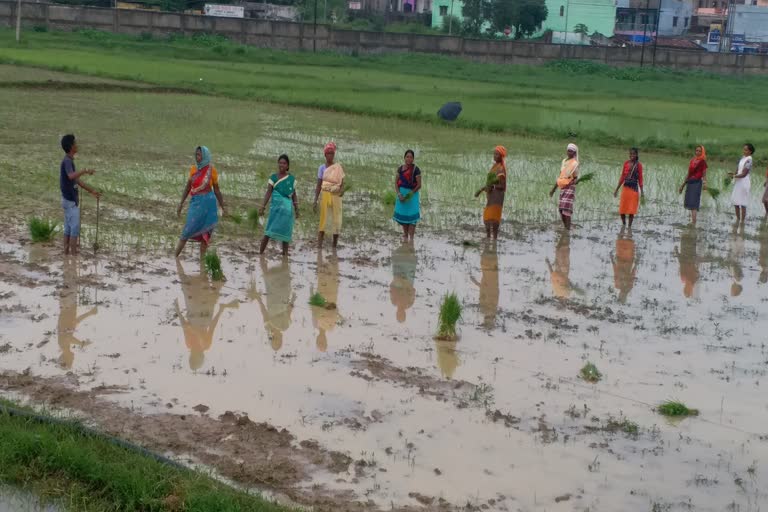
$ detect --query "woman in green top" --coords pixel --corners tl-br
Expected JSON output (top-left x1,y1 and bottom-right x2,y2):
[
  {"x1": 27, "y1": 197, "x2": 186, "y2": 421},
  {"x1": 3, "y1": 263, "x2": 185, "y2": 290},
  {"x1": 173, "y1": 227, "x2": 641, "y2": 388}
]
[{"x1": 259, "y1": 154, "x2": 299, "y2": 256}]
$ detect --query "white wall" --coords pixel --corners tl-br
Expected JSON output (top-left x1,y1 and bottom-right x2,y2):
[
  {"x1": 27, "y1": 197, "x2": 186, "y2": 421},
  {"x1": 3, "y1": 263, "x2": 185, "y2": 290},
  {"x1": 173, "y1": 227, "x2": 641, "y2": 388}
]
[
  {"x1": 729, "y1": 5, "x2": 768, "y2": 42},
  {"x1": 658, "y1": 0, "x2": 693, "y2": 36}
]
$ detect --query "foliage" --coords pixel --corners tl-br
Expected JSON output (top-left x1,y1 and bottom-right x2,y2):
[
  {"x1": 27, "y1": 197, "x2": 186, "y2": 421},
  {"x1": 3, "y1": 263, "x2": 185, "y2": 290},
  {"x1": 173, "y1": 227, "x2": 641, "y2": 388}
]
[
  {"x1": 227, "y1": 212, "x2": 244, "y2": 224},
  {"x1": 573, "y1": 23, "x2": 589, "y2": 35},
  {"x1": 440, "y1": 15, "x2": 463, "y2": 34},
  {"x1": 706, "y1": 187, "x2": 720, "y2": 199},
  {"x1": 28, "y1": 218, "x2": 57, "y2": 243},
  {"x1": 461, "y1": 0, "x2": 491, "y2": 36},
  {"x1": 309, "y1": 292, "x2": 327, "y2": 307},
  {"x1": 657, "y1": 400, "x2": 699, "y2": 417},
  {"x1": 579, "y1": 362, "x2": 602, "y2": 382},
  {"x1": 436, "y1": 293, "x2": 462, "y2": 340},
  {"x1": 247, "y1": 208, "x2": 260, "y2": 230},
  {"x1": 204, "y1": 251, "x2": 224, "y2": 281},
  {"x1": 489, "y1": 0, "x2": 548, "y2": 39},
  {"x1": 382, "y1": 190, "x2": 397, "y2": 206},
  {"x1": 578, "y1": 172, "x2": 595, "y2": 184}
]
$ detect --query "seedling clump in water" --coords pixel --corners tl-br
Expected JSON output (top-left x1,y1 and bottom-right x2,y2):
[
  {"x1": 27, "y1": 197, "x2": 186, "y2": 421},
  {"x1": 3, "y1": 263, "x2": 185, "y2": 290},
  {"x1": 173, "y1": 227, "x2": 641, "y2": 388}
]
[
  {"x1": 29, "y1": 217, "x2": 57, "y2": 243},
  {"x1": 204, "y1": 251, "x2": 224, "y2": 281},
  {"x1": 309, "y1": 292, "x2": 327, "y2": 307},
  {"x1": 436, "y1": 293, "x2": 462, "y2": 340},
  {"x1": 657, "y1": 400, "x2": 699, "y2": 417},
  {"x1": 580, "y1": 362, "x2": 602, "y2": 383}
]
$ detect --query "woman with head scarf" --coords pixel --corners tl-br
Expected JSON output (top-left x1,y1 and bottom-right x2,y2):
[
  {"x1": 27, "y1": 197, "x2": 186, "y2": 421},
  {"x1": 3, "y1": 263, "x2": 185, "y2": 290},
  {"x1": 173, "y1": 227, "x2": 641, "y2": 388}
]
[
  {"x1": 259, "y1": 154, "x2": 299, "y2": 257},
  {"x1": 175, "y1": 146, "x2": 227, "y2": 259},
  {"x1": 313, "y1": 141, "x2": 345, "y2": 249},
  {"x1": 613, "y1": 147, "x2": 644, "y2": 228},
  {"x1": 393, "y1": 149, "x2": 422, "y2": 243},
  {"x1": 679, "y1": 145, "x2": 707, "y2": 225},
  {"x1": 475, "y1": 146, "x2": 507, "y2": 240},
  {"x1": 549, "y1": 143, "x2": 580, "y2": 230}
]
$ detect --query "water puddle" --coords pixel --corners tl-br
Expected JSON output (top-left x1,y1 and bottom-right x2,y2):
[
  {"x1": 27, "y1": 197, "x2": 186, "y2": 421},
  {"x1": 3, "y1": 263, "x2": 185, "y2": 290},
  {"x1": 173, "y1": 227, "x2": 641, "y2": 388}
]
[{"x1": 0, "y1": 487, "x2": 61, "y2": 512}]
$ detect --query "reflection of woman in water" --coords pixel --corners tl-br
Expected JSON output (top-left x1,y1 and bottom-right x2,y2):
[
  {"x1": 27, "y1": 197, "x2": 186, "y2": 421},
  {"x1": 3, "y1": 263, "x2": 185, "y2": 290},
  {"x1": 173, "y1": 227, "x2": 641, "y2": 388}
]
[
  {"x1": 546, "y1": 231, "x2": 573, "y2": 299},
  {"x1": 58, "y1": 258, "x2": 97, "y2": 369},
  {"x1": 611, "y1": 229, "x2": 637, "y2": 303},
  {"x1": 728, "y1": 223, "x2": 746, "y2": 296},
  {"x1": 675, "y1": 227, "x2": 699, "y2": 298},
  {"x1": 390, "y1": 244, "x2": 417, "y2": 323},
  {"x1": 759, "y1": 225, "x2": 768, "y2": 285},
  {"x1": 175, "y1": 260, "x2": 237, "y2": 371},
  {"x1": 312, "y1": 251, "x2": 340, "y2": 352},
  {"x1": 255, "y1": 257, "x2": 294, "y2": 351},
  {"x1": 470, "y1": 242, "x2": 499, "y2": 330}
]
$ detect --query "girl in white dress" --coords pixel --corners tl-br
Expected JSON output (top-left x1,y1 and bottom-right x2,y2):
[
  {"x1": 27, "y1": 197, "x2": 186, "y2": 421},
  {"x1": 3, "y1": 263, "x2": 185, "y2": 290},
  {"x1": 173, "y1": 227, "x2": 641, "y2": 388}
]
[{"x1": 730, "y1": 143, "x2": 754, "y2": 223}]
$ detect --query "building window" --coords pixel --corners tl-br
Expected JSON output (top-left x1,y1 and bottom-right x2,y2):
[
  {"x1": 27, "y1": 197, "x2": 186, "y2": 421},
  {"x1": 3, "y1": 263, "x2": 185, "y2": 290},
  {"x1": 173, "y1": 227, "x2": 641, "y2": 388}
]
[
  {"x1": 439, "y1": 5, "x2": 447, "y2": 15},
  {"x1": 672, "y1": 16, "x2": 678, "y2": 27},
  {"x1": 560, "y1": 5, "x2": 564, "y2": 16},
  {"x1": 641, "y1": 14, "x2": 648, "y2": 24},
  {"x1": 698, "y1": 0, "x2": 702, "y2": 7},
  {"x1": 684, "y1": 16, "x2": 689, "y2": 26}
]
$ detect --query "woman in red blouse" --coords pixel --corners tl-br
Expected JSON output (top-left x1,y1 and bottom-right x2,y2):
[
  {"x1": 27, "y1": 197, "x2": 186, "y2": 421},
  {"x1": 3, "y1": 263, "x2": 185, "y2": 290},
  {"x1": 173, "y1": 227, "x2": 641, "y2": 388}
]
[
  {"x1": 613, "y1": 147, "x2": 643, "y2": 228},
  {"x1": 679, "y1": 145, "x2": 708, "y2": 225}
]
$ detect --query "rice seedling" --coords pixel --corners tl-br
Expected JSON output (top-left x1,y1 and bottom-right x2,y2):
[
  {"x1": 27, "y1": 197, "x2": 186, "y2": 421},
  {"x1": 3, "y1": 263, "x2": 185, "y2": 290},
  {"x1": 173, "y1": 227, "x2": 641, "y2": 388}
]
[
  {"x1": 706, "y1": 187, "x2": 721, "y2": 200},
  {"x1": 579, "y1": 362, "x2": 602, "y2": 383},
  {"x1": 577, "y1": 172, "x2": 595, "y2": 184},
  {"x1": 461, "y1": 240, "x2": 479, "y2": 248},
  {"x1": 309, "y1": 292, "x2": 327, "y2": 307},
  {"x1": 203, "y1": 250, "x2": 224, "y2": 281},
  {"x1": 28, "y1": 217, "x2": 57, "y2": 243},
  {"x1": 343, "y1": 181, "x2": 352, "y2": 193},
  {"x1": 723, "y1": 175, "x2": 733, "y2": 188},
  {"x1": 382, "y1": 190, "x2": 397, "y2": 206},
  {"x1": 656, "y1": 400, "x2": 699, "y2": 417},
  {"x1": 403, "y1": 190, "x2": 414, "y2": 202},
  {"x1": 435, "y1": 293, "x2": 462, "y2": 340},
  {"x1": 247, "y1": 208, "x2": 260, "y2": 230},
  {"x1": 227, "y1": 212, "x2": 244, "y2": 224},
  {"x1": 640, "y1": 194, "x2": 647, "y2": 207}
]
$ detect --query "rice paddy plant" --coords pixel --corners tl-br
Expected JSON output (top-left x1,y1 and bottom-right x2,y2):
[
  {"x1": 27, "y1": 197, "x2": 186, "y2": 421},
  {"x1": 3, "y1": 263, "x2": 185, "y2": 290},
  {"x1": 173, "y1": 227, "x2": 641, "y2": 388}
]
[
  {"x1": 309, "y1": 292, "x2": 327, "y2": 307},
  {"x1": 403, "y1": 191, "x2": 414, "y2": 202},
  {"x1": 579, "y1": 362, "x2": 602, "y2": 383},
  {"x1": 28, "y1": 217, "x2": 57, "y2": 242},
  {"x1": 203, "y1": 251, "x2": 224, "y2": 281},
  {"x1": 247, "y1": 208, "x2": 260, "y2": 230},
  {"x1": 723, "y1": 175, "x2": 733, "y2": 188},
  {"x1": 706, "y1": 187, "x2": 721, "y2": 200},
  {"x1": 436, "y1": 293, "x2": 462, "y2": 340},
  {"x1": 382, "y1": 190, "x2": 397, "y2": 206},
  {"x1": 343, "y1": 181, "x2": 352, "y2": 193},
  {"x1": 657, "y1": 400, "x2": 699, "y2": 417},
  {"x1": 577, "y1": 172, "x2": 595, "y2": 184},
  {"x1": 227, "y1": 212, "x2": 244, "y2": 224}
]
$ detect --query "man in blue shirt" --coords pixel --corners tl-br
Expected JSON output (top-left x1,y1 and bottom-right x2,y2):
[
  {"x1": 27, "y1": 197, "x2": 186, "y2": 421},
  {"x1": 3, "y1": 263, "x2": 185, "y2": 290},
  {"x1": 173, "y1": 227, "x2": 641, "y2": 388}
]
[{"x1": 60, "y1": 134, "x2": 101, "y2": 255}]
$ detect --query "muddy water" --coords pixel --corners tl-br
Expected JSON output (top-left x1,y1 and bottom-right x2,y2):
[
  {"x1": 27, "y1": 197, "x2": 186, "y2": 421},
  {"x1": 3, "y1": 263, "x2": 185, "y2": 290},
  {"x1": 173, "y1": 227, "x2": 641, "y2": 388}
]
[
  {"x1": 0, "y1": 487, "x2": 61, "y2": 512},
  {"x1": 2, "y1": 218, "x2": 768, "y2": 511}
]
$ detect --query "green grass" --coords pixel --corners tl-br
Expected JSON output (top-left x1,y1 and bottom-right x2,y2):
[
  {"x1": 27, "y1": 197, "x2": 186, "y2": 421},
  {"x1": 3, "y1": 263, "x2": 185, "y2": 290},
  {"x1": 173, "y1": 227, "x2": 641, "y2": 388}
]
[
  {"x1": 604, "y1": 415, "x2": 639, "y2": 436},
  {"x1": 0, "y1": 404, "x2": 292, "y2": 512},
  {"x1": 28, "y1": 217, "x2": 57, "y2": 242},
  {"x1": 436, "y1": 293, "x2": 462, "y2": 340},
  {"x1": 203, "y1": 251, "x2": 224, "y2": 281},
  {"x1": 309, "y1": 292, "x2": 327, "y2": 307},
  {"x1": 247, "y1": 207, "x2": 260, "y2": 231},
  {"x1": 2, "y1": 29, "x2": 768, "y2": 159},
  {"x1": 657, "y1": 400, "x2": 699, "y2": 417},
  {"x1": 579, "y1": 362, "x2": 602, "y2": 383}
]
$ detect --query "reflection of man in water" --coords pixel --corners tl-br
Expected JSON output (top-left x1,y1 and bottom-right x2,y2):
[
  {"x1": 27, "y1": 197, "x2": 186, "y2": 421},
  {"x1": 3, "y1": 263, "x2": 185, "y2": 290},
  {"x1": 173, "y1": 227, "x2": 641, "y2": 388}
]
[
  {"x1": 611, "y1": 228, "x2": 637, "y2": 303},
  {"x1": 175, "y1": 260, "x2": 238, "y2": 371},
  {"x1": 675, "y1": 227, "x2": 699, "y2": 298},
  {"x1": 390, "y1": 244, "x2": 417, "y2": 323},
  {"x1": 312, "y1": 251, "x2": 340, "y2": 352},
  {"x1": 470, "y1": 241, "x2": 499, "y2": 330},
  {"x1": 58, "y1": 258, "x2": 97, "y2": 369},
  {"x1": 255, "y1": 257, "x2": 294, "y2": 351},
  {"x1": 546, "y1": 231, "x2": 573, "y2": 299},
  {"x1": 729, "y1": 223, "x2": 745, "y2": 296}
]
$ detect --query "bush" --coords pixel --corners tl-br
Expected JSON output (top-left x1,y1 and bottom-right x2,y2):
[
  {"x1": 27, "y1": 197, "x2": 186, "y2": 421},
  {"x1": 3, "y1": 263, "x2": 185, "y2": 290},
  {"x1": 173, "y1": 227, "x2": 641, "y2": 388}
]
[{"x1": 440, "y1": 15, "x2": 462, "y2": 34}]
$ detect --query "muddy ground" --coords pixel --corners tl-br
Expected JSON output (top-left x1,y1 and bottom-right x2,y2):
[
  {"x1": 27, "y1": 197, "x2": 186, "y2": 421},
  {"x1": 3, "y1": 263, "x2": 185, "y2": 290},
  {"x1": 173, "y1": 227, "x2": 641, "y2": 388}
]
[{"x1": 2, "y1": 218, "x2": 768, "y2": 512}]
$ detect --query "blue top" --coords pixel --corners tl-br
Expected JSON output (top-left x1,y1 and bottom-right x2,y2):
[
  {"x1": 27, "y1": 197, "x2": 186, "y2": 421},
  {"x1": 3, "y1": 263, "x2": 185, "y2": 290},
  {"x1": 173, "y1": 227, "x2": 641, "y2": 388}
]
[{"x1": 60, "y1": 156, "x2": 78, "y2": 205}]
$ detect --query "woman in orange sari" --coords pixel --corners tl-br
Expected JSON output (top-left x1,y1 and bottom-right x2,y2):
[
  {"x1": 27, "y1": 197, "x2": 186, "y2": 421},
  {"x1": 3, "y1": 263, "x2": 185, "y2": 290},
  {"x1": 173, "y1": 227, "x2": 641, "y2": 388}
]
[
  {"x1": 475, "y1": 146, "x2": 507, "y2": 240},
  {"x1": 613, "y1": 147, "x2": 644, "y2": 228}
]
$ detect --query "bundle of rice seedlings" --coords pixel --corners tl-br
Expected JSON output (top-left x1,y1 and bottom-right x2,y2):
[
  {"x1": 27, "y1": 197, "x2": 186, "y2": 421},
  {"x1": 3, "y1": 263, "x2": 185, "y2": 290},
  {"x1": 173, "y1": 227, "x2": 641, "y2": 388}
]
[
  {"x1": 579, "y1": 362, "x2": 602, "y2": 383},
  {"x1": 656, "y1": 400, "x2": 699, "y2": 417},
  {"x1": 228, "y1": 212, "x2": 244, "y2": 224},
  {"x1": 309, "y1": 292, "x2": 327, "y2": 307},
  {"x1": 706, "y1": 187, "x2": 721, "y2": 200},
  {"x1": 485, "y1": 171, "x2": 500, "y2": 187},
  {"x1": 29, "y1": 218, "x2": 57, "y2": 243},
  {"x1": 577, "y1": 172, "x2": 595, "y2": 184},
  {"x1": 403, "y1": 191, "x2": 414, "y2": 202},
  {"x1": 204, "y1": 251, "x2": 224, "y2": 281},
  {"x1": 723, "y1": 175, "x2": 733, "y2": 188},
  {"x1": 435, "y1": 293, "x2": 462, "y2": 340},
  {"x1": 343, "y1": 181, "x2": 352, "y2": 194},
  {"x1": 382, "y1": 190, "x2": 397, "y2": 206},
  {"x1": 640, "y1": 194, "x2": 647, "y2": 207},
  {"x1": 247, "y1": 208, "x2": 260, "y2": 230}
]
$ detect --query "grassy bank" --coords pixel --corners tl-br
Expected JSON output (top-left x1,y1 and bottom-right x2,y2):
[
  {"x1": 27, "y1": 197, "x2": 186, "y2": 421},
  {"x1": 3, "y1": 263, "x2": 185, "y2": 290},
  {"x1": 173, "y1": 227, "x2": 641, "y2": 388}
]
[
  {"x1": 0, "y1": 400, "x2": 291, "y2": 512},
  {"x1": 1, "y1": 29, "x2": 766, "y2": 159}
]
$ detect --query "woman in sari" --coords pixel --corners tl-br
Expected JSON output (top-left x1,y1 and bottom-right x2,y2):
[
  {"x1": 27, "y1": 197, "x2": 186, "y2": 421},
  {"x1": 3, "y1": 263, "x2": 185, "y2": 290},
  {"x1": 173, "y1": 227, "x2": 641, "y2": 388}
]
[
  {"x1": 611, "y1": 229, "x2": 637, "y2": 303},
  {"x1": 475, "y1": 146, "x2": 507, "y2": 240},
  {"x1": 729, "y1": 143, "x2": 754, "y2": 224},
  {"x1": 314, "y1": 142, "x2": 345, "y2": 249},
  {"x1": 393, "y1": 149, "x2": 422, "y2": 243},
  {"x1": 259, "y1": 154, "x2": 299, "y2": 256},
  {"x1": 763, "y1": 164, "x2": 768, "y2": 219},
  {"x1": 549, "y1": 143, "x2": 580, "y2": 230},
  {"x1": 613, "y1": 148, "x2": 644, "y2": 228},
  {"x1": 175, "y1": 146, "x2": 227, "y2": 258},
  {"x1": 679, "y1": 145, "x2": 707, "y2": 225}
]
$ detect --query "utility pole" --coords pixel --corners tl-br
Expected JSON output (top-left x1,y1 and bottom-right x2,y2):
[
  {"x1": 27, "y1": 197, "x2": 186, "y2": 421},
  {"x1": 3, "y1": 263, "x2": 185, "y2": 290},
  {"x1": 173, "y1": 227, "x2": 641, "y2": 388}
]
[
  {"x1": 448, "y1": 0, "x2": 454, "y2": 35},
  {"x1": 313, "y1": 0, "x2": 318, "y2": 52},
  {"x1": 651, "y1": 0, "x2": 660, "y2": 66},
  {"x1": 640, "y1": 0, "x2": 651, "y2": 66},
  {"x1": 563, "y1": 0, "x2": 570, "y2": 44},
  {"x1": 15, "y1": 0, "x2": 22, "y2": 43}
]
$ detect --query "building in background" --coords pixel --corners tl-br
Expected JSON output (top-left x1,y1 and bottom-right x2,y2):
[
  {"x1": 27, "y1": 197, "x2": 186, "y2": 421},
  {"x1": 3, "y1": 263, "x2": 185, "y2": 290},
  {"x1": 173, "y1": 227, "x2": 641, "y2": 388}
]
[
  {"x1": 726, "y1": 4, "x2": 768, "y2": 49},
  {"x1": 657, "y1": 0, "x2": 694, "y2": 35},
  {"x1": 431, "y1": 0, "x2": 463, "y2": 29},
  {"x1": 540, "y1": 0, "x2": 617, "y2": 44}
]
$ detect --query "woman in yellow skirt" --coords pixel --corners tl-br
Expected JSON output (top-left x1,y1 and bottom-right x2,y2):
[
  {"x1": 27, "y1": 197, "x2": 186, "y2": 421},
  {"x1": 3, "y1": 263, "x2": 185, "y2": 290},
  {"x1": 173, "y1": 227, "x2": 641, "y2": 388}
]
[{"x1": 313, "y1": 142, "x2": 345, "y2": 249}]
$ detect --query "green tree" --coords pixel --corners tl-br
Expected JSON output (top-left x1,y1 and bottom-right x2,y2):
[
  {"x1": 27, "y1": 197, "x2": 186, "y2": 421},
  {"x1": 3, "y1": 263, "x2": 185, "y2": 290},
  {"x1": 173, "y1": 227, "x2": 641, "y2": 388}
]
[
  {"x1": 489, "y1": 0, "x2": 548, "y2": 39},
  {"x1": 462, "y1": 0, "x2": 492, "y2": 36},
  {"x1": 574, "y1": 23, "x2": 589, "y2": 35}
]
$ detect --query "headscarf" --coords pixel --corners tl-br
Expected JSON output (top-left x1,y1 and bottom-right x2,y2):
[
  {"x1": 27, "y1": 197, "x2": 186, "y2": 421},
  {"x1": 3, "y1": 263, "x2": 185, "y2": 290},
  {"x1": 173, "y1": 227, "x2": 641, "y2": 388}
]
[
  {"x1": 324, "y1": 142, "x2": 337, "y2": 154},
  {"x1": 567, "y1": 143, "x2": 579, "y2": 162},
  {"x1": 494, "y1": 145, "x2": 507, "y2": 172},
  {"x1": 693, "y1": 145, "x2": 706, "y2": 162},
  {"x1": 196, "y1": 146, "x2": 211, "y2": 171}
]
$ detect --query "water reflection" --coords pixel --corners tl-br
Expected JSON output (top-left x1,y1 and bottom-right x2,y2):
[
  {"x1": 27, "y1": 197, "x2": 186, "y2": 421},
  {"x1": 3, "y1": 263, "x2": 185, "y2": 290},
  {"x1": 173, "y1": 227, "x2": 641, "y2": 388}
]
[
  {"x1": 611, "y1": 229, "x2": 637, "y2": 303},
  {"x1": 255, "y1": 257, "x2": 294, "y2": 351},
  {"x1": 57, "y1": 258, "x2": 96, "y2": 369},
  {"x1": 312, "y1": 251, "x2": 341, "y2": 352},
  {"x1": 390, "y1": 244, "x2": 417, "y2": 323},
  {"x1": 471, "y1": 241, "x2": 499, "y2": 330},
  {"x1": 675, "y1": 227, "x2": 700, "y2": 299},
  {"x1": 174, "y1": 260, "x2": 237, "y2": 370},
  {"x1": 759, "y1": 223, "x2": 768, "y2": 284},
  {"x1": 728, "y1": 223, "x2": 745, "y2": 296},
  {"x1": 546, "y1": 231, "x2": 572, "y2": 299}
]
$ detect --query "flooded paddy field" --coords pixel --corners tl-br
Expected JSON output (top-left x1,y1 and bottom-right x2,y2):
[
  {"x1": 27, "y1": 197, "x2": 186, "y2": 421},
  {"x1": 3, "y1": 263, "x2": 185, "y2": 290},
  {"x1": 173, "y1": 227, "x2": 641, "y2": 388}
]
[{"x1": 2, "y1": 68, "x2": 768, "y2": 511}]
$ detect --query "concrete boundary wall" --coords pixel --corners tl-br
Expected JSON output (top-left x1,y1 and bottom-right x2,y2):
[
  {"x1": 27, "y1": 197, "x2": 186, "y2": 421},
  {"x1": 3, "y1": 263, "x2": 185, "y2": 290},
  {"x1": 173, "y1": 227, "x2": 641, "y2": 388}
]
[{"x1": 1, "y1": 1, "x2": 766, "y2": 74}]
